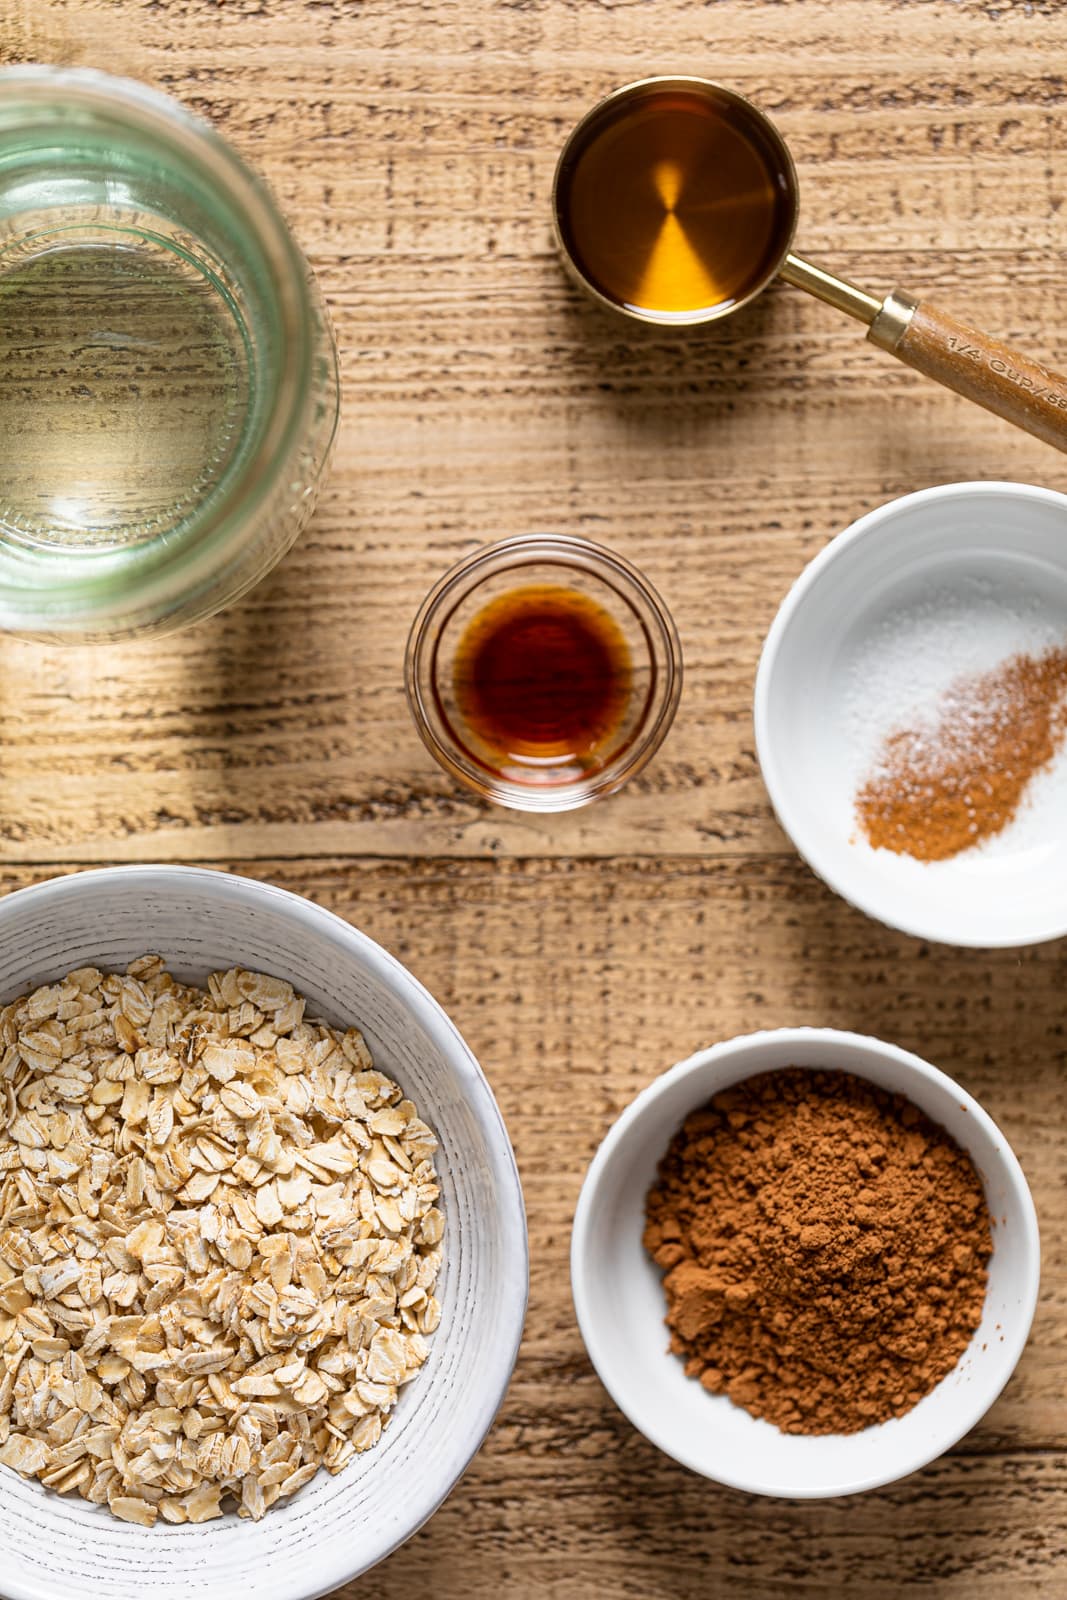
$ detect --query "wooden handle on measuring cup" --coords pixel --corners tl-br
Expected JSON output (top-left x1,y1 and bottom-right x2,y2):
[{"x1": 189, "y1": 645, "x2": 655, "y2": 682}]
[{"x1": 868, "y1": 292, "x2": 1067, "y2": 453}]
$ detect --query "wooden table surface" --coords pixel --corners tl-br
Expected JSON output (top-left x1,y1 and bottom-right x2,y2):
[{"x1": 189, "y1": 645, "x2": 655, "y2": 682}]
[{"x1": 4, "y1": 1, "x2": 1067, "y2": 1594}]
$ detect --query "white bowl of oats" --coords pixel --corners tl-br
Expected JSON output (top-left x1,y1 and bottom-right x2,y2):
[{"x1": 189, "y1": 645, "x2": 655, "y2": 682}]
[{"x1": 0, "y1": 866, "x2": 527, "y2": 1600}]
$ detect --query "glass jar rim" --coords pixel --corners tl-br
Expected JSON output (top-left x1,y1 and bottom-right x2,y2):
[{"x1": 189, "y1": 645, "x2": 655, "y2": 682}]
[
  {"x1": 405, "y1": 533, "x2": 683, "y2": 812},
  {"x1": 0, "y1": 66, "x2": 335, "y2": 630}
]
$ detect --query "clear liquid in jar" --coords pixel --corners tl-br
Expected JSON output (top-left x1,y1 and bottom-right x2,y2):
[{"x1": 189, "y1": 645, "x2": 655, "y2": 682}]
[{"x1": 0, "y1": 228, "x2": 251, "y2": 553}]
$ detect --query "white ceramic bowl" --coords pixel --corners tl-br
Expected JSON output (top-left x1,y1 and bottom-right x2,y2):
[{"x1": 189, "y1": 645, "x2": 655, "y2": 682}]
[
  {"x1": 571, "y1": 1028, "x2": 1039, "y2": 1499},
  {"x1": 0, "y1": 866, "x2": 528, "y2": 1600},
  {"x1": 755, "y1": 481, "x2": 1067, "y2": 946}
]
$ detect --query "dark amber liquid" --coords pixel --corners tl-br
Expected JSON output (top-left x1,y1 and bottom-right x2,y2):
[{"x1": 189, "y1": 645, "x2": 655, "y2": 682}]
[
  {"x1": 451, "y1": 585, "x2": 632, "y2": 773},
  {"x1": 556, "y1": 86, "x2": 793, "y2": 317}
]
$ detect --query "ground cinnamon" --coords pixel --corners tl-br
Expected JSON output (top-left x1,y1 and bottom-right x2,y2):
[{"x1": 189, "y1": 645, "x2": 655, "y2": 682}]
[
  {"x1": 643, "y1": 1068, "x2": 991, "y2": 1435},
  {"x1": 856, "y1": 645, "x2": 1067, "y2": 861}
]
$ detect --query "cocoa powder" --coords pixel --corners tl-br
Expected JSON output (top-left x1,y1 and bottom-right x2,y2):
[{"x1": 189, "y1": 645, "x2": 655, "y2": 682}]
[{"x1": 643, "y1": 1068, "x2": 992, "y2": 1435}]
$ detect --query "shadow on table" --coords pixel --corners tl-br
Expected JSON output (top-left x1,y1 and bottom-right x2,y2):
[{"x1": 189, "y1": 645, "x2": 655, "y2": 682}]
[
  {"x1": 589, "y1": 1417, "x2": 1034, "y2": 1599},
  {"x1": 547, "y1": 264, "x2": 1053, "y2": 491},
  {"x1": 166, "y1": 469, "x2": 377, "y2": 859},
  {"x1": 350, "y1": 1393, "x2": 1032, "y2": 1600},
  {"x1": 770, "y1": 860, "x2": 1067, "y2": 1089},
  {"x1": 548, "y1": 275, "x2": 789, "y2": 425}
]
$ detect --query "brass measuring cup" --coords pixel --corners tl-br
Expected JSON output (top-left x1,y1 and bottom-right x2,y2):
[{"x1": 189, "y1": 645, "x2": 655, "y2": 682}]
[{"x1": 553, "y1": 77, "x2": 1067, "y2": 454}]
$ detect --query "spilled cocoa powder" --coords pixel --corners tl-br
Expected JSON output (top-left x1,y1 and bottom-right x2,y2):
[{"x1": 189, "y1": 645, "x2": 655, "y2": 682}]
[{"x1": 643, "y1": 1068, "x2": 992, "y2": 1435}]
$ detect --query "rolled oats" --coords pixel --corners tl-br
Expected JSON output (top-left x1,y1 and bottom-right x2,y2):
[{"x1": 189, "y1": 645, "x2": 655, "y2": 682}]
[{"x1": 0, "y1": 959, "x2": 443, "y2": 1524}]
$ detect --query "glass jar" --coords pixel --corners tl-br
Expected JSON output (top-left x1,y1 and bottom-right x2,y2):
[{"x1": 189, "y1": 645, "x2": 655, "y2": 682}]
[{"x1": 0, "y1": 67, "x2": 339, "y2": 640}]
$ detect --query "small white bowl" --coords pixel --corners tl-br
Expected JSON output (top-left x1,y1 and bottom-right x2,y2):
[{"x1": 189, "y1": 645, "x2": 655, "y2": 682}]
[
  {"x1": 0, "y1": 867, "x2": 528, "y2": 1600},
  {"x1": 571, "y1": 1028, "x2": 1039, "y2": 1499},
  {"x1": 754, "y1": 481, "x2": 1067, "y2": 946}
]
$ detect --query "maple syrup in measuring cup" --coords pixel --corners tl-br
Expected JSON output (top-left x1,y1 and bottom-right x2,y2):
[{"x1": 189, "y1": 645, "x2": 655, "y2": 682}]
[{"x1": 553, "y1": 80, "x2": 795, "y2": 321}]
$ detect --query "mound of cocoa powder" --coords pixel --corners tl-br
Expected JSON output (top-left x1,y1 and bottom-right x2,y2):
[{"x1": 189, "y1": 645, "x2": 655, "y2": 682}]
[{"x1": 643, "y1": 1068, "x2": 992, "y2": 1435}]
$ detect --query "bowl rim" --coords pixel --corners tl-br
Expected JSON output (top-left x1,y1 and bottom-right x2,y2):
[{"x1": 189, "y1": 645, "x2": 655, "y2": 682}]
[
  {"x1": 570, "y1": 1026, "x2": 1041, "y2": 1499},
  {"x1": 0, "y1": 864, "x2": 529, "y2": 1600},
  {"x1": 753, "y1": 479, "x2": 1067, "y2": 948}
]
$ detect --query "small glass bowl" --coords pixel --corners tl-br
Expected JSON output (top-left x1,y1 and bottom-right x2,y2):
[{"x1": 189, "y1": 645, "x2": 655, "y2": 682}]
[{"x1": 405, "y1": 534, "x2": 682, "y2": 812}]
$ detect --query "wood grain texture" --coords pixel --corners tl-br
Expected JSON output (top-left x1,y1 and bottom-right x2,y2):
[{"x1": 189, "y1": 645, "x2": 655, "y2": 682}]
[
  {"x1": 2, "y1": 855, "x2": 1066, "y2": 1599},
  {"x1": 3, "y1": 1, "x2": 1067, "y2": 859},
  {"x1": 3, "y1": 1, "x2": 1067, "y2": 1594}
]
